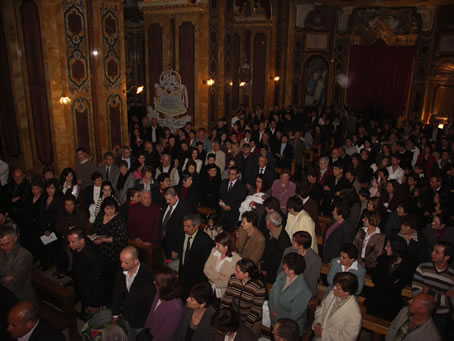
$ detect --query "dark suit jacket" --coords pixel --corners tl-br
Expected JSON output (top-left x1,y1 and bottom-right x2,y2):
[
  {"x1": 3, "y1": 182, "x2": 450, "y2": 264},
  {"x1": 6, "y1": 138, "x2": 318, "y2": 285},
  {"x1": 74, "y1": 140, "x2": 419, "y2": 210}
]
[
  {"x1": 308, "y1": 181, "x2": 322, "y2": 206},
  {"x1": 72, "y1": 241, "x2": 103, "y2": 308},
  {"x1": 162, "y1": 201, "x2": 191, "y2": 258},
  {"x1": 145, "y1": 125, "x2": 164, "y2": 143},
  {"x1": 83, "y1": 185, "x2": 101, "y2": 212},
  {"x1": 115, "y1": 156, "x2": 137, "y2": 170},
  {"x1": 209, "y1": 324, "x2": 258, "y2": 341},
  {"x1": 176, "y1": 229, "x2": 214, "y2": 293},
  {"x1": 29, "y1": 319, "x2": 65, "y2": 341},
  {"x1": 177, "y1": 185, "x2": 200, "y2": 213},
  {"x1": 218, "y1": 179, "x2": 247, "y2": 231},
  {"x1": 274, "y1": 143, "x2": 293, "y2": 170},
  {"x1": 112, "y1": 263, "x2": 156, "y2": 328},
  {"x1": 322, "y1": 220, "x2": 355, "y2": 263},
  {"x1": 98, "y1": 164, "x2": 120, "y2": 184},
  {"x1": 173, "y1": 305, "x2": 216, "y2": 341},
  {"x1": 246, "y1": 165, "x2": 275, "y2": 190}
]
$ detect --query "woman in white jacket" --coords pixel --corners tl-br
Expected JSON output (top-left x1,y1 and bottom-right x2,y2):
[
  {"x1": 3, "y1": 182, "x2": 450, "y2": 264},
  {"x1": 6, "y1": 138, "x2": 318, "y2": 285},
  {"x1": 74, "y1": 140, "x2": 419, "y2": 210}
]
[
  {"x1": 285, "y1": 195, "x2": 318, "y2": 253},
  {"x1": 312, "y1": 272, "x2": 362, "y2": 341},
  {"x1": 203, "y1": 232, "x2": 241, "y2": 299}
]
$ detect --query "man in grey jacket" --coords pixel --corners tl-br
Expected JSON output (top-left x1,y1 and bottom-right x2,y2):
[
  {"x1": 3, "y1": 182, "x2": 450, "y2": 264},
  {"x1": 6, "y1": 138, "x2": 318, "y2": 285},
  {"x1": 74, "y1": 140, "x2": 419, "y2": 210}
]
[
  {"x1": 0, "y1": 227, "x2": 35, "y2": 304},
  {"x1": 386, "y1": 293, "x2": 440, "y2": 341}
]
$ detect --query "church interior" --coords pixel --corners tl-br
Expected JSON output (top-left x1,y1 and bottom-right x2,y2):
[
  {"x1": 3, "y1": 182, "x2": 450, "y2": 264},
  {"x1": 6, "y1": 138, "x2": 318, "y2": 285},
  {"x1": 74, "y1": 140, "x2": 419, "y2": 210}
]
[
  {"x1": 1, "y1": 0, "x2": 454, "y2": 341},
  {"x1": 0, "y1": 0, "x2": 453, "y2": 170}
]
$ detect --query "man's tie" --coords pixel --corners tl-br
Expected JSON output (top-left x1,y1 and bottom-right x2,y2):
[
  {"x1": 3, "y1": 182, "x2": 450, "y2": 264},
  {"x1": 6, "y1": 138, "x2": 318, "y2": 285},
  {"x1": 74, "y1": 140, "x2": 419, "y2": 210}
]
[
  {"x1": 228, "y1": 182, "x2": 233, "y2": 191},
  {"x1": 183, "y1": 236, "x2": 192, "y2": 265},
  {"x1": 162, "y1": 206, "x2": 173, "y2": 236},
  {"x1": 106, "y1": 167, "x2": 110, "y2": 180},
  {"x1": 259, "y1": 168, "x2": 264, "y2": 174}
]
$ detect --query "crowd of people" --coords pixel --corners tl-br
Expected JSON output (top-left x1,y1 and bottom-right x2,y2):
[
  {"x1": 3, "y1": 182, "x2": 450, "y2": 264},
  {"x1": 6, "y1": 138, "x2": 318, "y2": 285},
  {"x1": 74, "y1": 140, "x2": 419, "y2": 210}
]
[{"x1": 0, "y1": 103, "x2": 454, "y2": 340}]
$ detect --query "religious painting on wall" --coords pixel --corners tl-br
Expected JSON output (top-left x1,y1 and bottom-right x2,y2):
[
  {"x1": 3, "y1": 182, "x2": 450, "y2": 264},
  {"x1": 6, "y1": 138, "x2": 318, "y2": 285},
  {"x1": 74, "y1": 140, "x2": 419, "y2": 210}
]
[{"x1": 303, "y1": 56, "x2": 328, "y2": 106}]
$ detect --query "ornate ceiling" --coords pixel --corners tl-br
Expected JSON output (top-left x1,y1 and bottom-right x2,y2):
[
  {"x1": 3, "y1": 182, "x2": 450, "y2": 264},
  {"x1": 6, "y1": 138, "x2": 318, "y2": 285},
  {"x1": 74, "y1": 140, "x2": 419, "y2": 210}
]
[{"x1": 297, "y1": 0, "x2": 453, "y2": 8}]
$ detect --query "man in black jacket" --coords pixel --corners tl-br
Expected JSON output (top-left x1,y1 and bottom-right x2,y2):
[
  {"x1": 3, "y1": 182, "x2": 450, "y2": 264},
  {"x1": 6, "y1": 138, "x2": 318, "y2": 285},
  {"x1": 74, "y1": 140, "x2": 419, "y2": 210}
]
[
  {"x1": 161, "y1": 187, "x2": 191, "y2": 260},
  {"x1": 261, "y1": 211, "x2": 291, "y2": 284},
  {"x1": 112, "y1": 246, "x2": 155, "y2": 340},
  {"x1": 218, "y1": 166, "x2": 247, "y2": 232},
  {"x1": 7, "y1": 301, "x2": 65, "y2": 341},
  {"x1": 173, "y1": 214, "x2": 213, "y2": 295},
  {"x1": 67, "y1": 228, "x2": 103, "y2": 312}
]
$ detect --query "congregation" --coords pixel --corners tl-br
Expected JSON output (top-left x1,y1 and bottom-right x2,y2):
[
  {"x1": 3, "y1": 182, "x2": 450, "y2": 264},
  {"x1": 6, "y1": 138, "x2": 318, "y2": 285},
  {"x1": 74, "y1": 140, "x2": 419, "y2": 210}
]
[{"x1": 1, "y1": 103, "x2": 454, "y2": 341}]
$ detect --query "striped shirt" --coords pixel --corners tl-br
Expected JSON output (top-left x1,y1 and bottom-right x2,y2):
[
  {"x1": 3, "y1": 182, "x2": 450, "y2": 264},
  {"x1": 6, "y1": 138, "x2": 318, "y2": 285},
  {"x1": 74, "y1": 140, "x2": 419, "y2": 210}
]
[
  {"x1": 412, "y1": 262, "x2": 454, "y2": 315},
  {"x1": 221, "y1": 276, "x2": 265, "y2": 328}
]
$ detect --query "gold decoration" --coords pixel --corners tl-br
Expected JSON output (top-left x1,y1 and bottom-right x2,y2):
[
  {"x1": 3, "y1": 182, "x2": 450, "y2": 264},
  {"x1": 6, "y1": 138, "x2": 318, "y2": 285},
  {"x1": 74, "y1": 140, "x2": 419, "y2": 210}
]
[
  {"x1": 350, "y1": 8, "x2": 418, "y2": 46},
  {"x1": 433, "y1": 58, "x2": 454, "y2": 76}
]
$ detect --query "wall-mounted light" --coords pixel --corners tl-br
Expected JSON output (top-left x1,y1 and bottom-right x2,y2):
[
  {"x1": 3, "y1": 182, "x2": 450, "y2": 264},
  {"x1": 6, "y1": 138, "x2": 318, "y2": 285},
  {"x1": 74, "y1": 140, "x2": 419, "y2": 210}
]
[
  {"x1": 438, "y1": 124, "x2": 444, "y2": 129},
  {"x1": 125, "y1": 85, "x2": 144, "y2": 94},
  {"x1": 273, "y1": 76, "x2": 280, "y2": 82},
  {"x1": 239, "y1": 81, "x2": 246, "y2": 87},
  {"x1": 59, "y1": 95, "x2": 71, "y2": 105},
  {"x1": 92, "y1": 50, "x2": 99, "y2": 56},
  {"x1": 229, "y1": 81, "x2": 233, "y2": 86},
  {"x1": 203, "y1": 79, "x2": 215, "y2": 86}
]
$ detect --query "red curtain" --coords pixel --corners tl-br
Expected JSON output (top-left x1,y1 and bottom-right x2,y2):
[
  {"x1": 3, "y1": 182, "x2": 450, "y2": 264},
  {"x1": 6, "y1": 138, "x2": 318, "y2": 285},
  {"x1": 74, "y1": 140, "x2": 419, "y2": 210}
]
[{"x1": 347, "y1": 39, "x2": 416, "y2": 117}]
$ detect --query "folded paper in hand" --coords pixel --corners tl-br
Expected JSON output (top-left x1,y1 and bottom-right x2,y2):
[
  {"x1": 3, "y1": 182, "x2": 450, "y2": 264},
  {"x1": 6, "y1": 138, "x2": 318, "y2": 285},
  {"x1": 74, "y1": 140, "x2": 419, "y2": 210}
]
[
  {"x1": 87, "y1": 234, "x2": 108, "y2": 242},
  {"x1": 40, "y1": 232, "x2": 58, "y2": 245}
]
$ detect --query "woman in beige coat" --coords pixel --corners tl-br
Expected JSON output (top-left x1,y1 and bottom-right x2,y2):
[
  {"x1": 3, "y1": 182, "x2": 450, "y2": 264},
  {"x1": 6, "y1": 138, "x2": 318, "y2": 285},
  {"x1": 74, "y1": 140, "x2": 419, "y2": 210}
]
[
  {"x1": 312, "y1": 272, "x2": 362, "y2": 341},
  {"x1": 285, "y1": 196, "x2": 318, "y2": 253},
  {"x1": 204, "y1": 232, "x2": 241, "y2": 298}
]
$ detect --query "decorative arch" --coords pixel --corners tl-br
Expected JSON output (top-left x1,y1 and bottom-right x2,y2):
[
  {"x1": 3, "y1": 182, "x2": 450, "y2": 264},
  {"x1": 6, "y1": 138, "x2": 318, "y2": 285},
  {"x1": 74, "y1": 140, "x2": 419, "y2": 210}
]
[{"x1": 302, "y1": 55, "x2": 329, "y2": 107}]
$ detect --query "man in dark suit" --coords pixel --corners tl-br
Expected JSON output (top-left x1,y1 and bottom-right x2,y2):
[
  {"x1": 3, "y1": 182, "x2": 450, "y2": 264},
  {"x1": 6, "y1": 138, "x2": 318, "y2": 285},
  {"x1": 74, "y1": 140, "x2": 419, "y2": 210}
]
[
  {"x1": 67, "y1": 228, "x2": 103, "y2": 312},
  {"x1": 321, "y1": 161, "x2": 351, "y2": 215},
  {"x1": 145, "y1": 117, "x2": 164, "y2": 144},
  {"x1": 2, "y1": 167, "x2": 32, "y2": 232},
  {"x1": 115, "y1": 146, "x2": 136, "y2": 170},
  {"x1": 161, "y1": 187, "x2": 191, "y2": 260},
  {"x1": 7, "y1": 301, "x2": 65, "y2": 341},
  {"x1": 112, "y1": 246, "x2": 155, "y2": 340},
  {"x1": 98, "y1": 152, "x2": 120, "y2": 184},
  {"x1": 173, "y1": 213, "x2": 213, "y2": 294},
  {"x1": 246, "y1": 155, "x2": 276, "y2": 191},
  {"x1": 83, "y1": 171, "x2": 103, "y2": 212},
  {"x1": 274, "y1": 134, "x2": 293, "y2": 170},
  {"x1": 218, "y1": 166, "x2": 247, "y2": 232}
]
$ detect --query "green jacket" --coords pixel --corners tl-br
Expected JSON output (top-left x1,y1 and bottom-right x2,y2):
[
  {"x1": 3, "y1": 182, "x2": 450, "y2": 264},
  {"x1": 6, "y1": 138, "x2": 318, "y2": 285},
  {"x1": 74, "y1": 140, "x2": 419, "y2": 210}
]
[{"x1": 268, "y1": 272, "x2": 312, "y2": 335}]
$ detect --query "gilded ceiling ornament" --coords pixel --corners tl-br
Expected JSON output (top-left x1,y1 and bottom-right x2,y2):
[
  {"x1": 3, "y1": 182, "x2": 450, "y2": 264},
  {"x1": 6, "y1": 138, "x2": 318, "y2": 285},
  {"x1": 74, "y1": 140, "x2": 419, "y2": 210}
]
[{"x1": 350, "y1": 8, "x2": 418, "y2": 46}]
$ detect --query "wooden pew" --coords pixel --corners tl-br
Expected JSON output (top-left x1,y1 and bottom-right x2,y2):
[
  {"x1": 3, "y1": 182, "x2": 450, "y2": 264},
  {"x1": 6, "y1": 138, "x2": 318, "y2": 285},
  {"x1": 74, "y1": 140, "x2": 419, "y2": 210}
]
[
  {"x1": 197, "y1": 206, "x2": 216, "y2": 217},
  {"x1": 128, "y1": 239, "x2": 155, "y2": 268},
  {"x1": 32, "y1": 271, "x2": 81, "y2": 341},
  {"x1": 320, "y1": 263, "x2": 412, "y2": 298},
  {"x1": 316, "y1": 215, "x2": 330, "y2": 248}
]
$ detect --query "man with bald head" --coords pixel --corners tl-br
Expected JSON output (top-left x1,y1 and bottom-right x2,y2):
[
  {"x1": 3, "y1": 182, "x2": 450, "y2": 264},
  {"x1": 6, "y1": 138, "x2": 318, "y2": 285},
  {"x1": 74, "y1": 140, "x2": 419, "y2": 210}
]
[
  {"x1": 386, "y1": 293, "x2": 440, "y2": 341},
  {"x1": 112, "y1": 246, "x2": 155, "y2": 341},
  {"x1": 7, "y1": 301, "x2": 64, "y2": 340}
]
